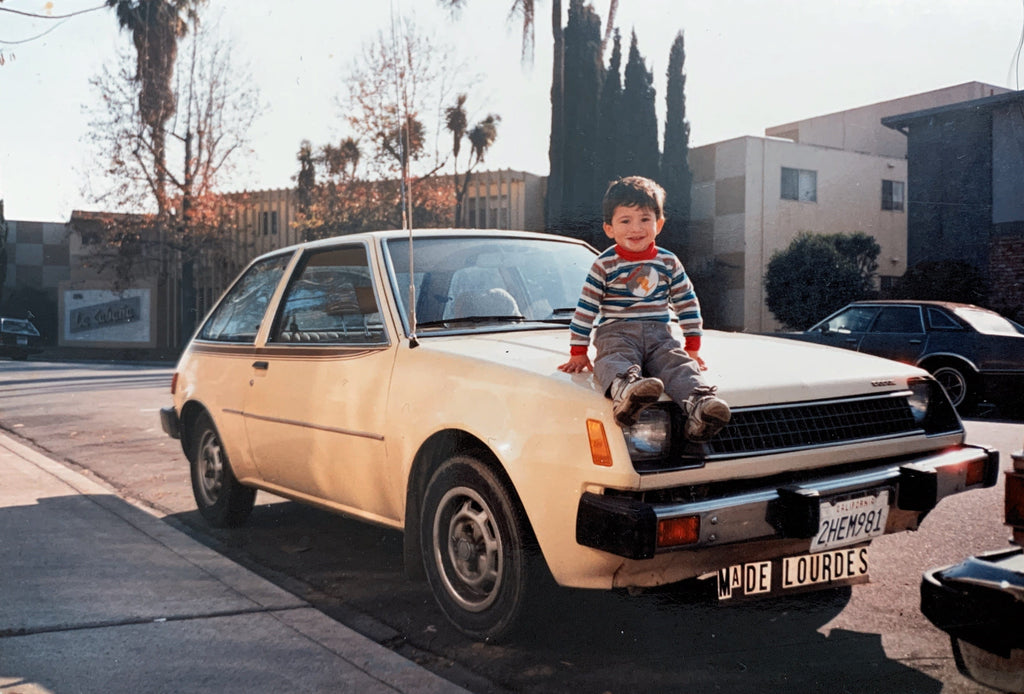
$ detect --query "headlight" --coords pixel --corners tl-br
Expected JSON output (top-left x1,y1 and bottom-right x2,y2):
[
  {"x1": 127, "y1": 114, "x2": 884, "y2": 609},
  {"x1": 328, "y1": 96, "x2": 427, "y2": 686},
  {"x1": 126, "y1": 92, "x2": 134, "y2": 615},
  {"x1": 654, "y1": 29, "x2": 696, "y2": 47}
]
[
  {"x1": 623, "y1": 407, "x2": 672, "y2": 460},
  {"x1": 908, "y1": 378, "x2": 931, "y2": 424}
]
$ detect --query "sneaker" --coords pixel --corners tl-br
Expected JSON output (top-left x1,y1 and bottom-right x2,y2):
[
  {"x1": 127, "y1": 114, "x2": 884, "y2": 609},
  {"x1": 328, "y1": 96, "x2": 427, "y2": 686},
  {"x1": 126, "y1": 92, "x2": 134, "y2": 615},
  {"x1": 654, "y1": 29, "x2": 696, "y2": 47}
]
[
  {"x1": 610, "y1": 365, "x2": 664, "y2": 427},
  {"x1": 683, "y1": 386, "x2": 731, "y2": 442}
]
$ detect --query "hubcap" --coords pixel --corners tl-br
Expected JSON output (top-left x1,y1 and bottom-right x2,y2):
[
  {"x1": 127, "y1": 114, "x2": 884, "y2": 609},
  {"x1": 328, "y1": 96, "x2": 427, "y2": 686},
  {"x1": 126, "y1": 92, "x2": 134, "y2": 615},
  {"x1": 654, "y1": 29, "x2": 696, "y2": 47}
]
[
  {"x1": 433, "y1": 486, "x2": 503, "y2": 612},
  {"x1": 197, "y1": 430, "x2": 224, "y2": 504},
  {"x1": 933, "y1": 367, "x2": 967, "y2": 406}
]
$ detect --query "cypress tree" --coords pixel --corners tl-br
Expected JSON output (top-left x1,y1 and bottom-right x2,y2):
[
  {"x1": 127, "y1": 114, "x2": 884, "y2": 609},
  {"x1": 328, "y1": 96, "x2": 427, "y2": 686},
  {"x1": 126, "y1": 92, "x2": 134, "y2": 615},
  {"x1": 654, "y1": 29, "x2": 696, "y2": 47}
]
[
  {"x1": 596, "y1": 29, "x2": 623, "y2": 207},
  {"x1": 661, "y1": 31, "x2": 692, "y2": 259},
  {"x1": 559, "y1": 0, "x2": 604, "y2": 240},
  {"x1": 621, "y1": 31, "x2": 660, "y2": 181}
]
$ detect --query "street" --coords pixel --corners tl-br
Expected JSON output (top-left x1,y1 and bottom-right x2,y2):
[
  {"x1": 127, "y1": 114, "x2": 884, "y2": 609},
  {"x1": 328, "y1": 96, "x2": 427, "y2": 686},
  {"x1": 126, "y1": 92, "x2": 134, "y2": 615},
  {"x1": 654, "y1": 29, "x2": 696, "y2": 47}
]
[{"x1": 1, "y1": 358, "x2": 1021, "y2": 693}]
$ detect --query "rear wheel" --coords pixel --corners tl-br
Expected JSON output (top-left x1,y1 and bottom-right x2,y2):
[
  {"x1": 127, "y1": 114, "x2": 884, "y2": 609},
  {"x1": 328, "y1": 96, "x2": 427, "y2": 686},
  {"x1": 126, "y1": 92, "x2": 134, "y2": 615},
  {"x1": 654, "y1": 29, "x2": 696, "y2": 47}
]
[
  {"x1": 420, "y1": 454, "x2": 534, "y2": 641},
  {"x1": 930, "y1": 363, "x2": 975, "y2": 411},
  {"x1": 190, "y1": 411, "x2": 256, "y2": 527}
]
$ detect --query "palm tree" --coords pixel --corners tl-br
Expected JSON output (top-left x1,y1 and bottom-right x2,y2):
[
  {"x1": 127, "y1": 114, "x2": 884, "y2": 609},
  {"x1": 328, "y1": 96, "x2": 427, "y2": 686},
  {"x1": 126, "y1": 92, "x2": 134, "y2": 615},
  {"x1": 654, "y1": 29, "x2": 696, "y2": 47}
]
[{"x1": 106, "y1": 0, "x2": 205, "y2": 216}]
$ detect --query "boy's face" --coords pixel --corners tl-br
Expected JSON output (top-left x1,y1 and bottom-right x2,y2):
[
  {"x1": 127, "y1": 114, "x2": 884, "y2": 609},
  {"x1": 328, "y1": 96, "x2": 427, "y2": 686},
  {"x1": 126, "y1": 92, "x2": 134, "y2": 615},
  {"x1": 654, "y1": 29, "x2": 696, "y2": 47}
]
[{"x1": 603, "y1": 204, "x2": 664, "y2": 253}]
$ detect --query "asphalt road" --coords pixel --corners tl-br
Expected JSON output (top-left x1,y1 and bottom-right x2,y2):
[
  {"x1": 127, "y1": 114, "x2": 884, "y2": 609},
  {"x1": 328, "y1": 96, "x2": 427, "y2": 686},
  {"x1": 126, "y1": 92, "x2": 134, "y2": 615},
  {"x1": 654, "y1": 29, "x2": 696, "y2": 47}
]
[{"x1": 2, "y1": 358, "x2": 1022, "y2": 693}]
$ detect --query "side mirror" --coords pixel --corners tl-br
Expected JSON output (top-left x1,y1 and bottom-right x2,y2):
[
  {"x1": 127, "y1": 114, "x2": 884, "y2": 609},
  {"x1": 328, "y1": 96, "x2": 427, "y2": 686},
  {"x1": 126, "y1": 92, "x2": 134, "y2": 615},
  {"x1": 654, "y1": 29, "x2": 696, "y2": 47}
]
[{"x1": 819, "y1": 324, "x2": 832, "y2": 335}]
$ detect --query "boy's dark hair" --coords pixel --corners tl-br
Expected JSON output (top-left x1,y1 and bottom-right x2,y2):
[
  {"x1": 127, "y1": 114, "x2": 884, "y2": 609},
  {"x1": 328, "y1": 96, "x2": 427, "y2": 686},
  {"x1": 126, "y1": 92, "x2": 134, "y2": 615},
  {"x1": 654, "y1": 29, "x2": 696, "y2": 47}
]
[{"x1": 602, "y1": 176, "x2": 666, "y2": 223}]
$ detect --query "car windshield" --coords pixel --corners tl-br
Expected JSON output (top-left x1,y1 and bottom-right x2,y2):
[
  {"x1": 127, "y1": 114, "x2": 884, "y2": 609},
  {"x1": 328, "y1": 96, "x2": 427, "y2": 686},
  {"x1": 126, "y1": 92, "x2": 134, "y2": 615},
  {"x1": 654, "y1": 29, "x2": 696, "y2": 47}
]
[
  {"x1": 954, "y1": 307, "x2": 1024, "y2": 336},
  {"x1": 383, "y1": 235, "x2": 595, "y2": 334}
]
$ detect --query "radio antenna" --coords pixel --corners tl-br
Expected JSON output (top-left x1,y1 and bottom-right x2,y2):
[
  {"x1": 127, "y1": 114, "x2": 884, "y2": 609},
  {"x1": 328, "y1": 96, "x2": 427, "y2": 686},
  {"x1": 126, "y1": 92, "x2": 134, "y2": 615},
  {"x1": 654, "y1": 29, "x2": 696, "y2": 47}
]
[{"x1": 389, "y1": 0, "x2": 418, "y2": 346}]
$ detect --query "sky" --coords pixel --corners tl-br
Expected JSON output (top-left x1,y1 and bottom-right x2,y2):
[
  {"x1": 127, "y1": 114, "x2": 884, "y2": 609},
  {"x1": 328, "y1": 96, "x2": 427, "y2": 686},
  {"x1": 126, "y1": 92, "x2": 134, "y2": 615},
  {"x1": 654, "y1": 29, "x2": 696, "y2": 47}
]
[{"x1": 1, "y1": 0, "x2": 1023, "y2": 222}]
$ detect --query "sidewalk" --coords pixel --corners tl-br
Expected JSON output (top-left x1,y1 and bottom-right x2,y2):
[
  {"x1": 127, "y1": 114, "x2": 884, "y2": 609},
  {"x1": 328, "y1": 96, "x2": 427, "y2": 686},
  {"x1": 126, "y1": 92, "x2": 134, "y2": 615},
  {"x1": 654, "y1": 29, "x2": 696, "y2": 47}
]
[{"x1": 0, "y1": 433, "x2": 469, "y2": 694}]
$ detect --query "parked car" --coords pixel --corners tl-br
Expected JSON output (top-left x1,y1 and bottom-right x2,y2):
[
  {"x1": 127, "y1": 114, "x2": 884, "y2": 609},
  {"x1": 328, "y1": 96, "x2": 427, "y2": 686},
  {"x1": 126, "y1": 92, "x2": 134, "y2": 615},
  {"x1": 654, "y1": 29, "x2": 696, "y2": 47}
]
[
  {"x1": 773, "y1": 300, "x2": 1024, "y2": 411},
  {"x1": 920, "y1": 438, "x2": 1024, "y2": 693},
  {"x1": 160, "y1": 230, "x2": 998, "y2": 640},
  {"x1": 0, "y1": 312, "x2": 42, "y2": 360}
]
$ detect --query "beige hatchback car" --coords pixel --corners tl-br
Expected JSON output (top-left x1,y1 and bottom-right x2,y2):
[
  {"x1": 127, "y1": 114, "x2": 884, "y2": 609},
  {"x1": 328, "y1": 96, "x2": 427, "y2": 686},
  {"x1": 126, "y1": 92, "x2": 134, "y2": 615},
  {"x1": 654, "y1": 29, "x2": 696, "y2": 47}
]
[{"x1": 161, "y1": 229, "x2": 998, "y2": 640}]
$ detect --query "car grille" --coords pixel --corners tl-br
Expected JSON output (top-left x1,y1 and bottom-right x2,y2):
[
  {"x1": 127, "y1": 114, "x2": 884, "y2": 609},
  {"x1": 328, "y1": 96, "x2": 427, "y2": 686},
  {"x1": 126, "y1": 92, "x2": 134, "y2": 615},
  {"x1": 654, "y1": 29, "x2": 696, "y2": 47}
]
[{"x1": 706, "y1": 393, "x2": 918, "y2": 458}]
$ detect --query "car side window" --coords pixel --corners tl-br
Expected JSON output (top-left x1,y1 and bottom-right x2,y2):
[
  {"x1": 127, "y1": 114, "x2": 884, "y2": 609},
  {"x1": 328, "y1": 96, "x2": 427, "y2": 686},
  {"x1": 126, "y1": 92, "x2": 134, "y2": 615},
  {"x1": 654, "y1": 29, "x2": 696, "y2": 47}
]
[
  {"x1": 198, "y1": 254, "x2": 290, "y2": 343},
  {"x1": 871, "y1": 306, "x2": 924, "y2": 333},
  {"x1": 270, "y1": 245, "x2": 386, "y2": 346},
  {"x1": 927, "y1": 308, "x2": 962, "y2": 330},
  {"x1": 824, "y1": 306, "x2": 877, "y2": 333}
]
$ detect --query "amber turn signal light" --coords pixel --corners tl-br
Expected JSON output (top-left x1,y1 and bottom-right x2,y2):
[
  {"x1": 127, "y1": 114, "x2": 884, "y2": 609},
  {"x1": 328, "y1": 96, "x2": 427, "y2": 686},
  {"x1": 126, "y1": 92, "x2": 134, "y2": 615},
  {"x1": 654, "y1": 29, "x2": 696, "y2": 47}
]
[
  {"x1": 657, "y1": 516, "x2": 700, "y2": 548},
  {"x1": 587, "y1": 419, "x2": 613, "y2": 467}
]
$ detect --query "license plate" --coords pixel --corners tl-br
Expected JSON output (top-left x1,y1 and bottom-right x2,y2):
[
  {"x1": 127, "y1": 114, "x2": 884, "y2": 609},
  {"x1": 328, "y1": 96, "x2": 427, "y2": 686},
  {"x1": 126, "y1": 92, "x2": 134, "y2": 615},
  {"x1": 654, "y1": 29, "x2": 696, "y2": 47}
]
[
  {"x1": 16, "y1": 336, "x2": 27, "y2": 345},
  {"x1": 713, "y1": 545, "x2": 871, "y2": 601},
  {"x1": 810, "y1": 489, "x2": 889, "y2": 552}
]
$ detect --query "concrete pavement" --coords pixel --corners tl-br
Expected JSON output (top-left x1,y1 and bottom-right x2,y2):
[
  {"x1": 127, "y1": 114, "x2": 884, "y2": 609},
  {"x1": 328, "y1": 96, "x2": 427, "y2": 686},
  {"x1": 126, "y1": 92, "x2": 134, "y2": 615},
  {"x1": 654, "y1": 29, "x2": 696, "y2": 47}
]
[{"x1": 0, "y1": 433, "x2": 469, "y2": 694}]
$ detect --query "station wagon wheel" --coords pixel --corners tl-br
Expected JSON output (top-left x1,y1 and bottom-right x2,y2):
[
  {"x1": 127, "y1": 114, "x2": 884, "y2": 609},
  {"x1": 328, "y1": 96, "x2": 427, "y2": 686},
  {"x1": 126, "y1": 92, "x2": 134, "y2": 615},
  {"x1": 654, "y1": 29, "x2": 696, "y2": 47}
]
[
  {"x1": 189, "y1": 411, "x2": 256, "y2": 528},
  {"x1": 421, "y1": 454, "x2": 532, "y2": 641},
  {"x1": 929, "y1": 363, "x2": 974, "y2": 411}
]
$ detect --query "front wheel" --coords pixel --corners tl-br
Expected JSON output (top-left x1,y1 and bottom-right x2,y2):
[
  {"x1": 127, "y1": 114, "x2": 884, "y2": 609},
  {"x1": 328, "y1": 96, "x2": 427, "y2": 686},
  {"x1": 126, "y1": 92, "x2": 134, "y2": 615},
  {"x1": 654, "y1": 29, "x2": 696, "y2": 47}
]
[
  {"x1": 189, "y1": 411, "x2": 256, "y2": 528},
  {"x1": 420, "y1": 454, "x2": 534, "y2": 641}
]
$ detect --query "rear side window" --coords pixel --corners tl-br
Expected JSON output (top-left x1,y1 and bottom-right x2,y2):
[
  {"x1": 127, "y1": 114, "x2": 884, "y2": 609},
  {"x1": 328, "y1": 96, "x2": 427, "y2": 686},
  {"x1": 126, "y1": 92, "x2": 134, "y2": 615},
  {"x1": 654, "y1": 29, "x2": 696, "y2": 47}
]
[
  {"x1": 927, "y1": 308, "x2": 962, "y2": 330},
  {"x1": 199, "y1": 254, "x2": 290, "y2": 343},
  {"x1": 871, "y1": 306, "x2": 924, "y2": 333},
  {"x1": 270, "y1": 245, "x2": 386, "y2": 346}
]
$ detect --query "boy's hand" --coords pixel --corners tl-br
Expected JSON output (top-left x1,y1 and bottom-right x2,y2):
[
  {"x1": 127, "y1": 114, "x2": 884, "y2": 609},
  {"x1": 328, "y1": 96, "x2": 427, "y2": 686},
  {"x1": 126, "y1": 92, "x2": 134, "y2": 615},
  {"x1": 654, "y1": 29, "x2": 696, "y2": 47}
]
[
  {"x1": 558, "y1": 354, "x2": 593, "y2": 373},
  {"x1": 687, "y1": 350, "x2": 708, "y2": 371}
]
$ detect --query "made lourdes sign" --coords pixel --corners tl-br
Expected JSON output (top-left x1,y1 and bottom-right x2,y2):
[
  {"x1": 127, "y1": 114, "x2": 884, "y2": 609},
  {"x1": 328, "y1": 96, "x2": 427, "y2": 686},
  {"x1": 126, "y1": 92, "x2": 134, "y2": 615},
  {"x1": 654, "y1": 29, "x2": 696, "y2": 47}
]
[{"x1": 69, "y1": 296, "x2": 141, "y2": 334}]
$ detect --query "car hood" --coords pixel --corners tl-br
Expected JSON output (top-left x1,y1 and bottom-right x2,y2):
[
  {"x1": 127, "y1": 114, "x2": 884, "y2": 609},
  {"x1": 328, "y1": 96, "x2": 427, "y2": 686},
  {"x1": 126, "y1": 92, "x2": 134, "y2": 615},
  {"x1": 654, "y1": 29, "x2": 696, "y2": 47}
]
[{"x1": 420, "y1": 327, "x2": 927, "y2": 408}]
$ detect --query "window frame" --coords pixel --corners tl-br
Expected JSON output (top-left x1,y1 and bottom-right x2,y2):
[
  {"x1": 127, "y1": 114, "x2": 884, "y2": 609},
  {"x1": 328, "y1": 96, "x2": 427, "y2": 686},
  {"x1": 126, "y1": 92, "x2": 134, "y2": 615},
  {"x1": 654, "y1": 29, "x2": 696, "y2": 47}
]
[
  {"x1": 882, "y1": 179, "x2": 905, "y2": 212},
  {"x1": 781, "y1": 167, "x2": 818, "y2": 203}
]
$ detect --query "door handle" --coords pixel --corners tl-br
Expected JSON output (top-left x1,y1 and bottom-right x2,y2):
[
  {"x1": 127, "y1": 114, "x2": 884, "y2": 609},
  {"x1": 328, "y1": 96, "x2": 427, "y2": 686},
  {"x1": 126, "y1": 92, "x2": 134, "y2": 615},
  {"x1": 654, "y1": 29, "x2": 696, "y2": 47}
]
[
  {"x1": 252, "y1": 361, "x2": 269, "y2": 370},
  {"x1": 909, "y1": 339, "x2": 922, "y2": 344}
]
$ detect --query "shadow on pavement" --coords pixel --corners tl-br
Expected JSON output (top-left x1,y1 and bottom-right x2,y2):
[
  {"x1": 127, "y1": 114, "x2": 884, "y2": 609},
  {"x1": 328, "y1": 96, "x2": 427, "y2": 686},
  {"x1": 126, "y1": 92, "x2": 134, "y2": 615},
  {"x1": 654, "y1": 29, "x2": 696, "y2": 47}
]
[{"x1": 167, "y1": 499, "x2": 945, "y2": 694}]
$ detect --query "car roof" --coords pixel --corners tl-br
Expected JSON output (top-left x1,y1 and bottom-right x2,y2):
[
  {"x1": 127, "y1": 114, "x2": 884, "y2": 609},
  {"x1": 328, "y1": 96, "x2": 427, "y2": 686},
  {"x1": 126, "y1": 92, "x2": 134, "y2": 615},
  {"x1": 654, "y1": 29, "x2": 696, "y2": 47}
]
[
  {"x1": 258, "y1": 228, "x2": 594, "y2": 261},
  {"x1": 846, "y1": 299, "x2": 987, "y2": 312}
]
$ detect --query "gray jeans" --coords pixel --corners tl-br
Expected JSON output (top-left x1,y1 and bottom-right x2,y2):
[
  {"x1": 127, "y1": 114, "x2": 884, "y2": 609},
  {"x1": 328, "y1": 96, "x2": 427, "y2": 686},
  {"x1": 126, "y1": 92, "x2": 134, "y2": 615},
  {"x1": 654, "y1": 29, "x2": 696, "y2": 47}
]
[{"x1": 593, "y1": 321, "x2": 706, "y2": 405}]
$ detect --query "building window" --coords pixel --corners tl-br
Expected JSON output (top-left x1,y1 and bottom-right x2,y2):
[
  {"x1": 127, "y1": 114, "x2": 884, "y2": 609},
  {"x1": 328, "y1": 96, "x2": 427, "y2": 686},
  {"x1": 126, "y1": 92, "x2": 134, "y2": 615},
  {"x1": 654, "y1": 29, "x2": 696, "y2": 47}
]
[
  {"x1": 882, "y1": 180, "x2": 905, "y2": 211},
  {"x1": 781, "y1": 167, "x2": 817, "y2": 202},
  {"x1": 260, "y1": 210, "x2": 279, "y2": 235}
]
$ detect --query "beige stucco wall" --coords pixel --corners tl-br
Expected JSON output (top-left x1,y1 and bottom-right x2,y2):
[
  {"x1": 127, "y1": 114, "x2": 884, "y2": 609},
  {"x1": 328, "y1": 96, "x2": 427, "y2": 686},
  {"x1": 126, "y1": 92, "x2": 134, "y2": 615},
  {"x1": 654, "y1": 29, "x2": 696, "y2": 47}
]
[{"x1": 689, "y1": 137, "x2": 907, "y2": 334}]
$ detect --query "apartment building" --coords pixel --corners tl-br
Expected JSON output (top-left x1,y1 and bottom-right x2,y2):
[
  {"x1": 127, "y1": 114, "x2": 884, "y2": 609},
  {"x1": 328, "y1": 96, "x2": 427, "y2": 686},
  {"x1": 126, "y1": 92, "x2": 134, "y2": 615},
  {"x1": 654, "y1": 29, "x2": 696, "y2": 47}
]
[{"x1": 688, "y1": 82, "x2": 1011, "y2": 333}]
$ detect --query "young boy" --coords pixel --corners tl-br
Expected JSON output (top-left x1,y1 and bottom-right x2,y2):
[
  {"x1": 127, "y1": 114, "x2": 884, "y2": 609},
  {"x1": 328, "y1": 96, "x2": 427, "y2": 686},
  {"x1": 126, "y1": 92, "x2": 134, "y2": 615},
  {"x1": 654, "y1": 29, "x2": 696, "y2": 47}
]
[{"x1": 558, "y1": 176, "x2": 731, "y2": 441}]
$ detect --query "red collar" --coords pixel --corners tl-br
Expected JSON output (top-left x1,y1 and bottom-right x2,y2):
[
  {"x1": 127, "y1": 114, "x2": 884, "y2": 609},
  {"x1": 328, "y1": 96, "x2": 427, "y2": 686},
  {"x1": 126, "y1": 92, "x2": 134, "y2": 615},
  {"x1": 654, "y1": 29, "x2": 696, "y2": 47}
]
[{"x1": 615, "y1": 243, "x2": 657, "y2": 261}]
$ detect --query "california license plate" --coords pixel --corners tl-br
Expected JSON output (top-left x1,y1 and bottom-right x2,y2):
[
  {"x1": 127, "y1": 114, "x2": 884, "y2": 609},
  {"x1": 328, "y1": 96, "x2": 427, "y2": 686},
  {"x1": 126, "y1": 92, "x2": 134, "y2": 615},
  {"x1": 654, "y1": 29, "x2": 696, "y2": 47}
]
[
  {"x1": 714, "y1": 545, "x2": 871, "y2": 600},
  {"x1": 810, "y1": 489, "x2": 889, "y2": 552}
]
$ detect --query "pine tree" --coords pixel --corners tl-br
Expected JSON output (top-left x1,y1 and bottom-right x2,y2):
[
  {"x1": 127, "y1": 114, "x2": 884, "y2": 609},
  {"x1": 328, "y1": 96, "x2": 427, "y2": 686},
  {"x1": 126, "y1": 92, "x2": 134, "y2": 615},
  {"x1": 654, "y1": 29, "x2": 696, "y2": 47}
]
[
  {"x1": 661, "y1": 31, "x2": 692, "y2": 259},
  {"x1": 620, "y1": 31, "x2": 660, "y2": 181}
]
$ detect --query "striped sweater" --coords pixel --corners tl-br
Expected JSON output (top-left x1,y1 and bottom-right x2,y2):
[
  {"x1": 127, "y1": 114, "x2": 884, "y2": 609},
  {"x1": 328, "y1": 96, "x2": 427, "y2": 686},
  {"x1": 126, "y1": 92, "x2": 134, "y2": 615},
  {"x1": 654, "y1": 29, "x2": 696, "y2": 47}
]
[{"x1": 568, "y1": 243, "x2": 703, "y2": 356}]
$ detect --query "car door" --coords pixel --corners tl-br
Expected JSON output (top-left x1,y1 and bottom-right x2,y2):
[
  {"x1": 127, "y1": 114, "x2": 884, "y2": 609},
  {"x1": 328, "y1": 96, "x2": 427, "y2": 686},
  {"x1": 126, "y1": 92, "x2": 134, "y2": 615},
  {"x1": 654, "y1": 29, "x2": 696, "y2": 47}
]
[
  {"x1": 241, "y1": 242, "x2": 401, "y2": 523},
  {"x1": 186, "y1": 251, "x2": 294, "y2": 480},
  {"x1": 857, "y1": 305, "x2": 928, "y2": 364}
]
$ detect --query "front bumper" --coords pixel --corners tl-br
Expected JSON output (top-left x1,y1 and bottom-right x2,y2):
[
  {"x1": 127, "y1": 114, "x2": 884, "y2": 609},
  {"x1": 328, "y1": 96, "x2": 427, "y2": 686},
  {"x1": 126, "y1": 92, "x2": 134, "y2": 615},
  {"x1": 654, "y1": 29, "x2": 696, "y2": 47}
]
[
  {"x1": 160, "y1": 406, "x2": 180, "y2": 439},
  {"x1": 577, "y1": 444, "x2": 999, "y2": 560}
]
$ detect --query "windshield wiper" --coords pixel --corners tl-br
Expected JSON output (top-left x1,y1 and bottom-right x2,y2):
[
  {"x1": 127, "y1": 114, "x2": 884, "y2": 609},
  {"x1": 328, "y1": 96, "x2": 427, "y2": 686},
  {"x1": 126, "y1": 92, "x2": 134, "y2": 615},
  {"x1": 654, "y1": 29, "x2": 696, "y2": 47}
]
[
  {"x1": 416, "y1": 315, "x2": 527, "y2": 329},
  {"x1": 535, "y1": 307, "x2": 577, "y2": 324}
]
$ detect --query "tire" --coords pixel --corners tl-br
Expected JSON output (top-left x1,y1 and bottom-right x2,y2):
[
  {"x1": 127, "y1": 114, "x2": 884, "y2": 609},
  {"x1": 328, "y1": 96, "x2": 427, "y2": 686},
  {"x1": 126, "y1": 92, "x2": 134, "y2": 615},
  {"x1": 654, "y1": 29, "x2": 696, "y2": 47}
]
[
  {"x1": 929, "y1": 363, "x2": 975, "y2": 411},
  {"x1": 189, "y1": 411, "x2": 256, "y2": 528},
  {"x1": 420, "y1": 454, "x2": 534, "y2": 641}
]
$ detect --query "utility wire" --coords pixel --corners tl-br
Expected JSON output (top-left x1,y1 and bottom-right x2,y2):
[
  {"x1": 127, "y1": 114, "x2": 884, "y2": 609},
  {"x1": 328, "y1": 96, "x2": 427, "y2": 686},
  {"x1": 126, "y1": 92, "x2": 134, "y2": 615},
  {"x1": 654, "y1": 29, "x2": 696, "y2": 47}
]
[
  {"x1": 0, "y1": 3, "x2": 105, "y2": 19},
  {"x1": 0, "y1": 2, "x2": 105, "y2": 45}
]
